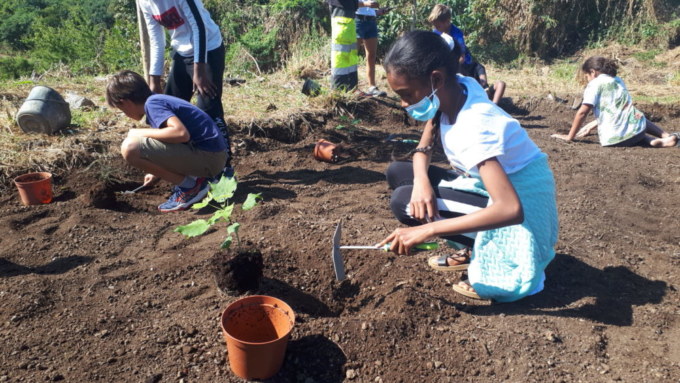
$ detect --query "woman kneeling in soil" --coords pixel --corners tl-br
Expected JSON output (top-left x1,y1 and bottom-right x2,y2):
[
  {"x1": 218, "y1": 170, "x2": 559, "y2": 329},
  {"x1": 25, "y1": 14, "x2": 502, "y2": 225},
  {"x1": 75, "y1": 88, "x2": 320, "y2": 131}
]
[
  {"x1": 106, "y1": 70, "x2": 229, "y2": 212},
  {"x1": 552, "y1": 56, "x2": 679, "y2": 148},
  {"x1": 378, "y1": 31, "x2": 558, "y2": 302}
]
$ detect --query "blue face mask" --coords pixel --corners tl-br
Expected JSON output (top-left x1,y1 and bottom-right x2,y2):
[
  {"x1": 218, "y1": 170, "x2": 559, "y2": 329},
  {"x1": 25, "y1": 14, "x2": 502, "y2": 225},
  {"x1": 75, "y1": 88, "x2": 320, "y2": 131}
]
[{"x1": 405, "y1": 82, "x2": 440, "y2": 121}]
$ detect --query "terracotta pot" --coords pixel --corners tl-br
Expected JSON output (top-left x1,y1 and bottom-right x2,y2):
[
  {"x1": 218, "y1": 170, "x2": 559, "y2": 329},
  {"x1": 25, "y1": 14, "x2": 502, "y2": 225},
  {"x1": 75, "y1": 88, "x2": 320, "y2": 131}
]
[
  {"x1": 14, "y1": 172, "x2": 53, "y2": 205},
  {"x1": 221, "y1": 295, "x2": 295, "y2": 380},
  {"x1": 313, "y1": 139, "x2": 339, "y2": 163}
]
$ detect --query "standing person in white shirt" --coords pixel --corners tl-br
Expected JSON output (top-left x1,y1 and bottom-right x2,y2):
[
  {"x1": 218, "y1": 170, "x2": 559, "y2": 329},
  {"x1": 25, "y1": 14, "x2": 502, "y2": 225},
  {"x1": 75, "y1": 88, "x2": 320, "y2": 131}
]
[
  {"x1": 138, "y1": 0, "x2": 232, "y2": 175},
  {"x1": 378, "y1": 31, "x2": 558, "y2": 303},
  {"x1": 355, "y1": 0, "x2": 389, "y2": 97},
  {"x1": 552, "y1": 56, "x2": 678, "y2": 148}
]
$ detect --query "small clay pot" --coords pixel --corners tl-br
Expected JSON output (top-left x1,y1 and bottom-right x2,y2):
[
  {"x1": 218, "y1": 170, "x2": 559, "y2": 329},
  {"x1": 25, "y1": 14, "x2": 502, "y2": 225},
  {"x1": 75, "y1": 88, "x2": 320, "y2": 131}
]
[
  {"x1": 313, "y1": 139, "x2": 339, "y2": 163},
  {"x1": 14, "y1": 172, "x2": 53, "y2": 205},
  {"x1": 221, "y1": 295, "x2": 295, "y2": 380}
]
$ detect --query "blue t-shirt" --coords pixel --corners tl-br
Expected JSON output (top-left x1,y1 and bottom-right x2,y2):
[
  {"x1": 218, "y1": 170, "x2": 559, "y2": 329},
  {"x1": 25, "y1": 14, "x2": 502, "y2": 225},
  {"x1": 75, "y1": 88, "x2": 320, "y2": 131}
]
[
  {"x1": 433, "y1": 25, "x2": 472, "y2": 65},
  {"x1": 144, "y1": 94, "x2": 227, "y2": 152}
]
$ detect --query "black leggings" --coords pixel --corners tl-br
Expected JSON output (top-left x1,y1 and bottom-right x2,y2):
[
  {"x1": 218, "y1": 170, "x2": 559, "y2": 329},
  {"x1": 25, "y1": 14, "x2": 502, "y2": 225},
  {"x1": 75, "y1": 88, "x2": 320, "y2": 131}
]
[
  {"x1": 166, "y1": 44, "x2": 225, "y2": 121},
  {"x1": 386, "y1": 161, "x2": 489, "y2": 247}
]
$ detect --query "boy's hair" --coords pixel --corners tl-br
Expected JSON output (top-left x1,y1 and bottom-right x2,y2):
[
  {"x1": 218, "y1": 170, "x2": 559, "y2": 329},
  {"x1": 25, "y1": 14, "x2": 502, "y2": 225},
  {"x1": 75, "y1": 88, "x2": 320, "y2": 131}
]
[
  {"x1": 427, "y1": 4, "x2": 451, "y2": 24},
  {"x1": 582, "y1": 56, "x2": 618, "y2": 77},
  {"x1": 384, "y1": 30, "x2": 461, "y2": 83},
  {"x1": 106, "y1": 70, "x2": 153, "y2": 107}
]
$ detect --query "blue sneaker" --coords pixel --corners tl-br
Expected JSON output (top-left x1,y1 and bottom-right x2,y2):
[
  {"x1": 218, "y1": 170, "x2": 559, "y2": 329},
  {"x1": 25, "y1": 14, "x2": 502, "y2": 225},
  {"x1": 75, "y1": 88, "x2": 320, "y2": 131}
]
[{"x1": 158, "y1": 178, "x2": 209, "y2": 212}]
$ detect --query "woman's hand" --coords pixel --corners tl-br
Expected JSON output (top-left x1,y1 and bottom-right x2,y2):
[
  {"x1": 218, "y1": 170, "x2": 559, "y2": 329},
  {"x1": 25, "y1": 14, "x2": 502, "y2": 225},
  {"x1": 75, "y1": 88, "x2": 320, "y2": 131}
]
[
  {"x1": 551, "y1": 134, "x2": 572, "y2": 142},
  {"x1": 378, "y1": 225, "x2": 434, "y2": 255},
  {"x1": 575, "y1": 120, "x2": 598, "y2": 138},
  {"x1": 409, "y1": 180, "x2": 438, "y2": 223}
]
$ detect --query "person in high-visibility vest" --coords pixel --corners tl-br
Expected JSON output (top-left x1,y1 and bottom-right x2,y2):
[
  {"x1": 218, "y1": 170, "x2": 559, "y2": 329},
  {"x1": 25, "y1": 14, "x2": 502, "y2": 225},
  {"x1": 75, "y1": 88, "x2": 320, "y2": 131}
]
[{"x1": 327, "y1": 0, "x2": 379, "y2": 90}]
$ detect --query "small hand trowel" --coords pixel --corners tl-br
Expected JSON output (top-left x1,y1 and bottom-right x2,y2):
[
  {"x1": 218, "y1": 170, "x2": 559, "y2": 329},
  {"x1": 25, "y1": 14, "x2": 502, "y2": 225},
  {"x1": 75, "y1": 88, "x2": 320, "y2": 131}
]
[{"x1": 331, "y1": 221, "x2": 439, "y2": 281}]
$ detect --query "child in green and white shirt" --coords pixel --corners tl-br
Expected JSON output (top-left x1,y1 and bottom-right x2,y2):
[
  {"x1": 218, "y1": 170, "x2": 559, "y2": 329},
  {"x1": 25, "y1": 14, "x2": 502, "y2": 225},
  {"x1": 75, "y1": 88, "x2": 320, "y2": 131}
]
[{"x1": 553, "y1": 56, "x2": 678, "y2": 148}]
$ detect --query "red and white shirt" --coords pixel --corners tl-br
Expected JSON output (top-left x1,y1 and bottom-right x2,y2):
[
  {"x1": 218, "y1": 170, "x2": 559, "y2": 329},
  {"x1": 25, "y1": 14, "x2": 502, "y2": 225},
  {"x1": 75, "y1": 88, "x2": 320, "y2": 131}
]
[{"x1": 139, "y1": 0, "x2": 223, "y2": 76}]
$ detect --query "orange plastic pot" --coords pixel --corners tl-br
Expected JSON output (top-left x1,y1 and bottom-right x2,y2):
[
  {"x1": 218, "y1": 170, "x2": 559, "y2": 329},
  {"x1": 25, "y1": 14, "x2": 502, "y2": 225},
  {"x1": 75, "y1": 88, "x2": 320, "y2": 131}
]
[
  {"x1": 221, "y1": 295, "x2": 295, "y2": 380},
  {"x1": 313, "y1": 139, "x2": 339, "y2": 163},
  {"x1": 14, "y1": 172, "x2": 53, "y2": 205}
]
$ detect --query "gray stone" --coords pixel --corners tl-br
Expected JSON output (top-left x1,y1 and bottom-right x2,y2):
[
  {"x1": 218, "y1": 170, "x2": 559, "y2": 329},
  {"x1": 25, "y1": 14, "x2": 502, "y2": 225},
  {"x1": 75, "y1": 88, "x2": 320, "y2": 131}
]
[{"x1": 65, "y1": 92, "x2": 96, "y2": 110}]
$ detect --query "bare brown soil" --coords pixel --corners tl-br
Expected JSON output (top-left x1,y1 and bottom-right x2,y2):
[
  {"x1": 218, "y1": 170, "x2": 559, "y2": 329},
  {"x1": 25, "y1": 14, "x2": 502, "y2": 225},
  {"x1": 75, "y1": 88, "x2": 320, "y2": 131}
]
[{"x1": 1, "y1": 97, "x2": 679, "y2": 383}]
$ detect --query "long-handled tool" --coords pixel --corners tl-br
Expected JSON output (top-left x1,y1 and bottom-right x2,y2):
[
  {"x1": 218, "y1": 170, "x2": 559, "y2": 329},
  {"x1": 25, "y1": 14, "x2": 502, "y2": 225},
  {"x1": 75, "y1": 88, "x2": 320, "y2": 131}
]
[
  {"x1": 122, "y1": 184, "x2": 146, "y2": 194},
  {"x1": 331, "y1": 221, "x2": 438, "y2": 281}
]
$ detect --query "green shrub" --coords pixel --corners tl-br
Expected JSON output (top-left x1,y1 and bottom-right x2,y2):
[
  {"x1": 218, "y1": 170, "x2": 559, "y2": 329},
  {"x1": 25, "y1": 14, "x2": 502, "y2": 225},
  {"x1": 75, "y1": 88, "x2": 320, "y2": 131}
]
[
  {"x1": 0, "y1": 56, "x2": 35, "y2": 80},
  {"x1": 101, "y1": 19, "x2": 141, "y2": 72},
  {"x1": 26, "y1": 9, "x2": 105, "y2": 74},
  {"x1": 241, "y1": 26, "x2": 280, "y2": 71},
  {"x1": 0, "y1": 7, "x2": 37, "y2": 51},
  {"x1": 271, "y1": 0, "x2": 326, "y2": 20}
]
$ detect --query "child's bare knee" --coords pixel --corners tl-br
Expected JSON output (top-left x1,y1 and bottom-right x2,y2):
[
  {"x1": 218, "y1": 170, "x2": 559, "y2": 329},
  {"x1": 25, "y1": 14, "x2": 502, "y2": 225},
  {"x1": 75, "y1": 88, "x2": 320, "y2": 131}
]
[{"x1": 120, "y1": 137, "x2": 140, "y2": 160}]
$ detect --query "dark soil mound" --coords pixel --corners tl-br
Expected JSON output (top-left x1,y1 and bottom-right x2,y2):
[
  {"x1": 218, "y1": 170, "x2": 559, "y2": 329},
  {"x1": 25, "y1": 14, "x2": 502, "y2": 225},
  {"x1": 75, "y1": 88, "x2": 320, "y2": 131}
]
[
  {"x1": 81, "y1": 184, "x2": 117, "y2": 209},
  {"x1": 213, "y1": 249, "x2": 264, "y2": 294}
]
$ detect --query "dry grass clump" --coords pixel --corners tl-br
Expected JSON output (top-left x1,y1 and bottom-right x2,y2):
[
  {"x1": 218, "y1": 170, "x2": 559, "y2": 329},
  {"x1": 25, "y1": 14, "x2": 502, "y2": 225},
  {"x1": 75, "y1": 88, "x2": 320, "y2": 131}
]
[{"x1": 0, "y1": 75, "x2": 136, "y2": 190}]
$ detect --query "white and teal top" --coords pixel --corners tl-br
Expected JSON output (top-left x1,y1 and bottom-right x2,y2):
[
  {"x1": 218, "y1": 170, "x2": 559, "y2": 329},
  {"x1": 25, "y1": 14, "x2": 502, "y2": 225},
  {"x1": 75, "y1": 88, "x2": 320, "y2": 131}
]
[{"x1": 582, "y1": 74, "x2": 646, "y2": 146}]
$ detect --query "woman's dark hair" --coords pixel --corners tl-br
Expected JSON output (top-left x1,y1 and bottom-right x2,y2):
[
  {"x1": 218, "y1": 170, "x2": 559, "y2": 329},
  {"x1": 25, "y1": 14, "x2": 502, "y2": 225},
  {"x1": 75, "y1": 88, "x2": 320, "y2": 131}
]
[
  {"x1": 106, "y1": 70, "x2": 153, "y2": 107},
  {"x1": 582, "y1": 56, "x2": 618, "y2": 77},
  {"x1": 384, "y1": 30, "x2": 461, "y2": 82}
]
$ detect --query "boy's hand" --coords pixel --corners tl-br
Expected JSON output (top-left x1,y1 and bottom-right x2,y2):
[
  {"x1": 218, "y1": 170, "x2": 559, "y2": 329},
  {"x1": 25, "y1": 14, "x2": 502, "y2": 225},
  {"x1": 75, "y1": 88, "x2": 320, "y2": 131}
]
[
  {"x1": 193, "y1": 63, "x2": 217, "y2": 99},
  {"x1": 143, "y1": 173, "x2": 160, "y2": 186}
]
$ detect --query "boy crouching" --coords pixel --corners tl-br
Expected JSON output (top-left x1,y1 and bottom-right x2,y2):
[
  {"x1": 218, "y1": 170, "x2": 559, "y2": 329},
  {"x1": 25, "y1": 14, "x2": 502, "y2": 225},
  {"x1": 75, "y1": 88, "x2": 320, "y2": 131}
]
[{"x1": 106, "y1": 70, "x2": 230, "y2": 212}]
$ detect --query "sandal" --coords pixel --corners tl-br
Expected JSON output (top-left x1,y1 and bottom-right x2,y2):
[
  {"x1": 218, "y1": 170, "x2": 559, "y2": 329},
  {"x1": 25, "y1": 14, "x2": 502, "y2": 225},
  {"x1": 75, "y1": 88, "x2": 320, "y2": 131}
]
[
  {"x1": 427, "y1": 248, "x2": 471, "y2": 271},
  {"x1": 452, "y1": 280, "x2": 483, "y2": 300}
]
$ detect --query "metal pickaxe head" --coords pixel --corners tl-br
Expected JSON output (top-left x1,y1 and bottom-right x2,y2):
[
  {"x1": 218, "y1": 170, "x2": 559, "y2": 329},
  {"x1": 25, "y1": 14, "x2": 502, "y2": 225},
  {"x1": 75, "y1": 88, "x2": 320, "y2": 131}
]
[{"x1": 331, "y1": 221, "x2": 346, "y2": 281}]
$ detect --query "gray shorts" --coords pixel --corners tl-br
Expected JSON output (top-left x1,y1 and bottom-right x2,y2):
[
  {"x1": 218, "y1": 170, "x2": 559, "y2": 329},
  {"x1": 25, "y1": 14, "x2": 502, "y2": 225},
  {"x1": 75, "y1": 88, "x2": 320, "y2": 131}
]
[{"x1": 137, "y1": 137, "x2": 226, "y2": 178}]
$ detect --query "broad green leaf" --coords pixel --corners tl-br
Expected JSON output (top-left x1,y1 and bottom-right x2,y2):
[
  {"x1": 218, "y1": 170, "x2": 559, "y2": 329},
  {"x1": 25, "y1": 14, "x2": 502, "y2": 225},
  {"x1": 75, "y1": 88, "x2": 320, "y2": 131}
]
[
  {"x1": 335, "y1": 125, "x2": 346, "y2": 130},
  {"x1": 211, "y1": 176, "x2": 237, "y2": 203},
  {"x1": 191, "y1": 195, "x2": 211, "y2": 210},
  {"x1": 227, "y1": 222, "x2": 240, "y2": 235},
  {"x1": 208, "y1": 204, "x2": 234, "y2": 225},
  {"x1": 175, "y1": 219, "x2": 210, "y2": 237},
  {"x1": 242, "y1": 193, "x2": 262, "y2": 211},
  {"x1": 220, "y1": 236, "x2": 233, "y2": 249}
]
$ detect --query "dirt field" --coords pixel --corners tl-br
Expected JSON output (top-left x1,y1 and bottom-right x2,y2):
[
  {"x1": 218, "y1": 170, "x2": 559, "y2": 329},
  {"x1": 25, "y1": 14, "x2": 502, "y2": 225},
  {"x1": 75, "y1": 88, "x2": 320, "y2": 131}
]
[{"x1": 1, "y1": 96, "x2": 679, "y2": 383}]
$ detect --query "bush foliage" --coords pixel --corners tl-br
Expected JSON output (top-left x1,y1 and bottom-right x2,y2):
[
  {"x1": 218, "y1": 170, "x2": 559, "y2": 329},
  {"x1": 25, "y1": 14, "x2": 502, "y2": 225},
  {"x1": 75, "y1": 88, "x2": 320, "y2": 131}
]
[{"x1": 0, "y1": 0, "x2": 677, "y2": 79}]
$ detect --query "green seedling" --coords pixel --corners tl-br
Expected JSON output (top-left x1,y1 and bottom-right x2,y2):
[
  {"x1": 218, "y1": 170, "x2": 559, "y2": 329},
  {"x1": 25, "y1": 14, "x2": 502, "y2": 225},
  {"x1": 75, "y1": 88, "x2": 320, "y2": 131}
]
[
  {"x1": 335, "y1": 115, "x2": 362, "y2": 131},
  {"x1": 175, "y1": 175, "x2": 262, "y2": 250}
]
